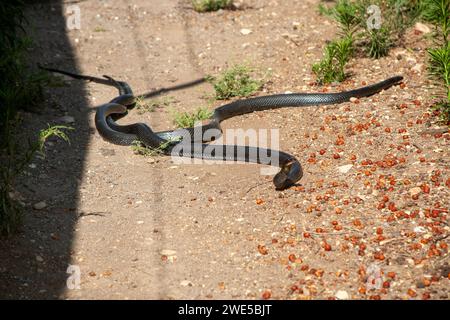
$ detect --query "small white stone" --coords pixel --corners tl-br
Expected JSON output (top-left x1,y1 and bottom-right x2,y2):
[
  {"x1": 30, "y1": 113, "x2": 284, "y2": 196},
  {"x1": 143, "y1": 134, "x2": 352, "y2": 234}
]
[
  {"x1": 160, "y1": 249, "x2": 177, "y2": 256},
  {"x1": 59, "y1": 115, "x2": 75, "y2": 124},
  {"x1": 36, "y1": 255, "x2": 44, "y2": 262},
  {"x1": 338, "y1": 164, "x2": 353, "y2": 174},
  {"x1": 411, "y1": 63, "x2": 423, "y2": 73},
  {"x1": 335, "y1": 290, "x2": 350, "y2": 300},
  {"x1": 414, "y1": 22, "x2": 431, "y2": 34},
  {"x1": 414, "y1": 226, "x2": 427, "y2": 233},
  {"x1": 180, "y1": 280, "x2": 193, "y2": 287},
  {"x1": 409, "y1": 187, "x2": 421, "y2": 197},
  {"x1": 240, "y1": 28, "x2": 252, "y2": 35},
  {"x1": 33, "y1": 201, "x2": 47, "y2": 210}
]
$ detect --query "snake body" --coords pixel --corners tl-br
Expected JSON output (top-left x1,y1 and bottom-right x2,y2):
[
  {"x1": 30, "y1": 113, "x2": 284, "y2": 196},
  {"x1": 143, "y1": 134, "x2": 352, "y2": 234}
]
[{"x1": 41, "y1": 66, "x2": 403, "y2": 190}]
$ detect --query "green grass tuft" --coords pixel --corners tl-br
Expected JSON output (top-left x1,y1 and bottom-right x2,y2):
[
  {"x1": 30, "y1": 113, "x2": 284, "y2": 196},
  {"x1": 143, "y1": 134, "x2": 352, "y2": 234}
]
[
  {"x1": 421, "y1": 0, "x2": 450, "y2": 43},
  {"x1": 171, "y1": 107, "x2": 213, "y2": 128},
  {"x1": 208, "y1": 65, "x2": 263, "y2": 100},
  {"x1": 192, "y1": 0, "x2": 233, "y2": 12},
  {"x1": 367, "y1": 26, "x2": 391, "y2": 58},
  {"x1": 136, "y1": 96, "x2": 176, "y2": 114},
  {"x1": 312, "y1": 37, "x2": 353, "y2": 84},
  {"x1": 131, "y1": 138, "x2": 180, "y2": 157},
  {"x1": 424, "y1": 0, "x2": 450, "y2": 123}
]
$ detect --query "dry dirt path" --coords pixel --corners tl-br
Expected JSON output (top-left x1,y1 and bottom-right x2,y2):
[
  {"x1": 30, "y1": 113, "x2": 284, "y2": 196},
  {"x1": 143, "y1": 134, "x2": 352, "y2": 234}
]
[{"x1": 0, "y1": 0, "x2": 448, "y2": 300}]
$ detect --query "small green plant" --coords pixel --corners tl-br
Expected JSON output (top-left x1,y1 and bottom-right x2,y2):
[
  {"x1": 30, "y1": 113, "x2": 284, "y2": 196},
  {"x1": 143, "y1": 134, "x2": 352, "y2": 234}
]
[
  {"x1": 171, "y1": 107, "x2": 213, "y2": 128},
  {"x1": 331, "y1": 0, "x2": 361, "y2": 37},
  {"x1": 136, "y1": 96, "x2": 176, "y2": 114},
  {"x1": 131, "y1": 137, "x2": 180, "y2": 157},
  {"x1": 192, "y1": 0, "x2": 233, "y2": 12},
  {"x1": 424, "y1": 0, "x2": 450, "y2": 123},
  {"x1": 428, "y1": 44, "x2": 450, "y2": 96},
  {"x1": 312, "y1": 37, "x2": 353, "y2": 84},
  {"x1": 429, "y1": 51, "x2": 450, "y2": 124},
  {"x1": 367, "y1": 26, "x2": 391, "y2": 58},
  {"x1": 421, "y1": 0, "x2": 450, "y2": 43},
  {"x1": 208, "y1": 65, "x2": 263, "y2": 100},
  {"x1": 316, "y1": 0, "x2": 422, "y2": 65}
]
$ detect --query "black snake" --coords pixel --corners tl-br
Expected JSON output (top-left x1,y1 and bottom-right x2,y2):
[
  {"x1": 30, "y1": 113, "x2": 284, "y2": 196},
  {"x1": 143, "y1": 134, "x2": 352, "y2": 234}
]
[{"x1": 41, "y1": 66, "x2": 403, "y2": 190}]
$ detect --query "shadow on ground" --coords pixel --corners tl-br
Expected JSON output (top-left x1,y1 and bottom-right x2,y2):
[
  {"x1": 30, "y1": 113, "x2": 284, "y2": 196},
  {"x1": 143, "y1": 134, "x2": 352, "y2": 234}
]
[
  {"x1": 0, "y1": 1, "x2": 88, "y2": 299},
  {"x1": 0, "y1": 0, "x2": 205, "y2": 299}
]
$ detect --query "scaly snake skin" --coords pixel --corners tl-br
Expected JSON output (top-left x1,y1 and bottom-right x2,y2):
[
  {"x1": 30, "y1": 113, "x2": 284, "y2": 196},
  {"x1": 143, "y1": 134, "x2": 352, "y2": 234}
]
[{"x1": 40, "y1": 66, "x2": 403, "y2": 190}]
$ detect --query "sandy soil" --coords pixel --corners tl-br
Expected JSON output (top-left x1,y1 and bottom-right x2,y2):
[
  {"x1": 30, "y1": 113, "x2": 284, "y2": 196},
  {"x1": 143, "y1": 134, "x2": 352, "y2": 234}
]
[{"x1": 0, "y1": 0, "x2": 448, "y2": 300}]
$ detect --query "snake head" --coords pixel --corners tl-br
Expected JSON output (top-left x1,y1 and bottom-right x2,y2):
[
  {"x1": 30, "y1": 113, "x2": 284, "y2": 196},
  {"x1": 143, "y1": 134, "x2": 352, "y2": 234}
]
[
  {"x1": 273, "y1": 159, "x2": 303, "y2": 190},
  {"x1": 109, "y1": 94, "x2": 135, "y2": 107}
]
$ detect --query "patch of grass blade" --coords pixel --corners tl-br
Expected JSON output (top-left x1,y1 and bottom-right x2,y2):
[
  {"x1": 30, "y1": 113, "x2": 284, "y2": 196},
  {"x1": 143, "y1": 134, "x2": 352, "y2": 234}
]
[
  {"x1": 312, "y1": 37, "x2": 353, "y2": 84},
  {"x1": 136, "y1": 96, "x2": 176, "y2": 114},
  {"x1": 367, "y1": 26, "x2": 391, "y2": 58},
  {"x1": 208, "y1": 65, "x2": 263, "y2": 100},
  {"x1": 171, "y1": 107, "x2": 213, "y2": 128},
  {"x1": 192, "y1": 0, "x2": 233, "y2": 12},
  {"x1": 424, "y1": 0, "x2": 450, "y2": 123},
  {"x1": 421, "y1": 0, "x2": 450, "y2": 43},
  {"x1": 131, "y1": 138, "x2": 180, "y2": 157}
]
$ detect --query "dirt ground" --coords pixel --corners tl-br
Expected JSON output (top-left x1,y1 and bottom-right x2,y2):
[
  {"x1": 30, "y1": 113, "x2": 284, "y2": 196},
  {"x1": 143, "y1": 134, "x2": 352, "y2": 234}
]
[{"x1": 0, "y1": 0, "x2": 449, "y2": 300}]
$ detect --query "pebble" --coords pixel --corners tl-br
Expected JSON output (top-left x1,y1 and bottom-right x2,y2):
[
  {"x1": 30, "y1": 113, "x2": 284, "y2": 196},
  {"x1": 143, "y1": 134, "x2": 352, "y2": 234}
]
[
  {"x1": 414, "y1": 22, "x2": 431, "y2": 34},
  {"x1": 240, "y1": 28, "x2": 252, "y2": 35},
  {"x1": 180, "y1": 280, "x2": 193, "y2": 287},
  {"x1": 414, "y1": 226, "x2": 427, "y2": 233},
  {"x1": 59, "y1": 115, "x2": 75, "y2": 124},
  {"x1": 33, "y1": 201, "x2": 47, "y2": 210},
  {"x1": 411, "y1": 63, "x2": 423, "y2": 74},
  {"x1": 335, "y1": 290, "x2": 349, "y2": 300},
  {"x1": 160, "y1": 249, "x2": 177, "y2": 256},
  {"x1": 409, "y1": 187, "x2": 421, "y2": 197},
  {"x1": 35, "y1": 255, "x2": 44, "y2": 262},
  {"x1": 338, "y1": 164, "x2": 353, "y2": 174}
]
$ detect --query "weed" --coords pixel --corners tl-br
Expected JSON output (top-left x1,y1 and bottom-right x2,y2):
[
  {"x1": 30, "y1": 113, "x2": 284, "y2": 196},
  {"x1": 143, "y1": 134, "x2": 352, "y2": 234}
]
[
  {"x1": 312, "y1": 37, "x2": 353, "y2": 84},
  {"x1": 136, "y1": 96, "x2": 176, "y2": 114},
  {"x1": 424, "y1": 0, "x2": 450, "y2": 123},
  {"x1": 131, "y1": 137, "x2": 180, "y2": 157},
  {"x1": 316, "y1": 0, "x2": 422, "y2": 64},
  {"x1": 208, "y1": 65, "x2": 263, "y2": 100},
  {"x1": 421, "y1": 0, "x2": 450, "y2": 43},
  {"x1": 331, "y1": 0, "x2": 362, "y2": 37},
  {"x1": 171, "y1": 107, "x2": 213, "y2": 128},
  {"x1": 427, "y1": 42, "x2": 450, "y2": 123},
  {"x1": 192, "y1": 0, "x2": 233, "y2": 12},
  {"x1": 367, "y1": 26, "x2": 391, "y2": 58}
]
